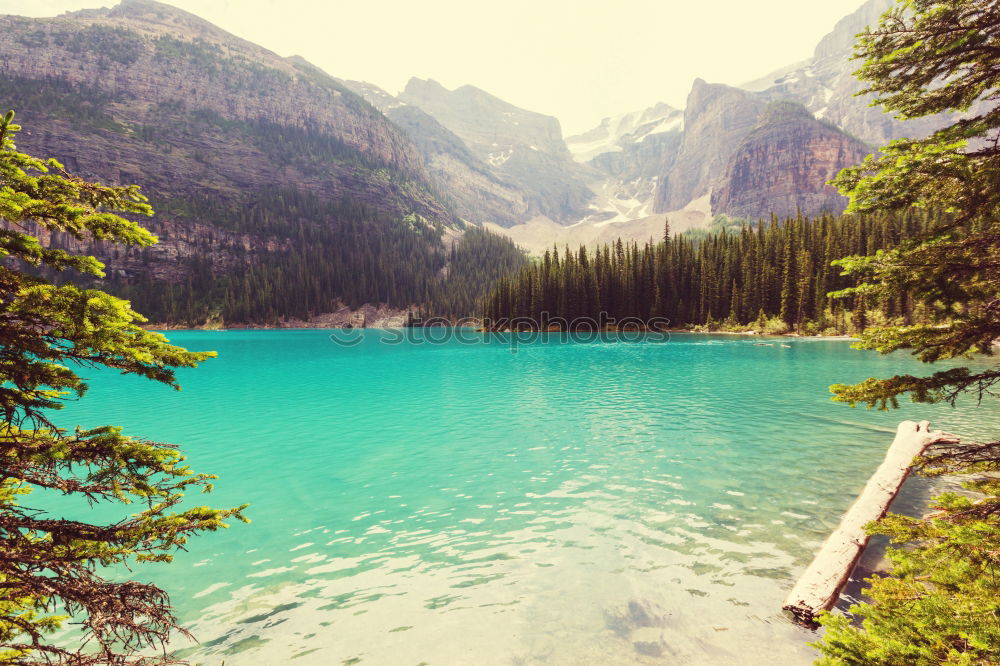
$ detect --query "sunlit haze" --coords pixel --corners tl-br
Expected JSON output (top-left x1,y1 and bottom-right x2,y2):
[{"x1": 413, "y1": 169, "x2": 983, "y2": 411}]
[{"x1": 0, "y1": 0, "x2": 871, "y2": 135}]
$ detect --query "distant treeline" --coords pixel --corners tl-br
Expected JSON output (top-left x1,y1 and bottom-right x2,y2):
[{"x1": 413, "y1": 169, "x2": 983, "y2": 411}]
[
  {"x1": 482, "y1": 213, "x2": 938, "y2": 335},
  {"x1": 100, "y1": 188, "x2": 526, "y2": 325},
  {"x1": 111, "y1": 230, "x2": 526, "y2": 326}
]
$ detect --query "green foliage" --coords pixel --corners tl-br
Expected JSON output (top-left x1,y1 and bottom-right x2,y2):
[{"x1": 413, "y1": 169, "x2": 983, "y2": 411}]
[
  {"x1": 0, "y1": 111, "x2": 246, "y2": 663},
  {"x1": 814, "y1": 1, "x2": 1000, "y2": 662},
  {"x1": 762, "y1": 314, "x2": 792, "y2": 336},
  {"x1": 826, "y1": 0, "x2": 1000, "y2": 412},
  {"x1": 153, "y1": 35, "x2": 222, "y2": 69},
  {"x1": 153, "y1": 35, "x2": 294, "y2": 94},
  {"x1": 65, "y1": 25, "x2": 146, "y2": 67},
  {"x1": 0, "y1": 75, "x2": 126, "y2": 133},
  {"x1": 816, "y1": 438, "x2": 1000, "y2": 664},
  {"x1": 818, "y1": 489, "x2": 1000, "y2": 664},
  {"x1": 433, "y1": 227, "x2": 529, "y2": 317}
]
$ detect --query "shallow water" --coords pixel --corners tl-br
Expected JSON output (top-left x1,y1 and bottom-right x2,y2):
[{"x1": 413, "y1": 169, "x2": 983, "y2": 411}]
[{"x1": 51, "y1": 330, "x2": 1000, "y2": 665}]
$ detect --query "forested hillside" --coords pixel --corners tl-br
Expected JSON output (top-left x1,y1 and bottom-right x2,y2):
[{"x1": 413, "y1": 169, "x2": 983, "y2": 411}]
[
  {"x1": 0, "y1": 0, "x2": 527, "y2": 324},
  {"x1": 482, "y1": 213, "x2": 936, "y2": 334},
  {"x1": 106, "y1": 220, "x2": 526, "y2": 324}
]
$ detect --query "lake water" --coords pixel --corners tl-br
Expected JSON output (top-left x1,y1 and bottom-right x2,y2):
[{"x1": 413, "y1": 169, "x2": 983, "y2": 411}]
[{"x1": 52, "y1": 330, "x2": 1000, "y2": 665}]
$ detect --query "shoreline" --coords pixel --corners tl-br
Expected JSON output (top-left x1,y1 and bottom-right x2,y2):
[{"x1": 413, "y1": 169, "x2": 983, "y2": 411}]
[{"x1": 146, "y1": 324, "x2": 857, "y2": 341}]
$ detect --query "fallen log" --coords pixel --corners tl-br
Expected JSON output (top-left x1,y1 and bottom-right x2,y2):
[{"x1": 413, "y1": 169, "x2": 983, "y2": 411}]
[{"x1": 782, "y1": 419, "x2": 960, "y2": 625}]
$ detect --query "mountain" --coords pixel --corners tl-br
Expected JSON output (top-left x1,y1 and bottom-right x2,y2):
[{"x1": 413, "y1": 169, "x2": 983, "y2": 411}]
[
  {"x1": 565, "y1": 102, "x2": 683, "y2": 226},
  {"x1": 0, "y1": 0, "x2": 525, "y2": 322},
  {"x1": 4, "y1": 0, "x2": 950, "y2": 296},
  {"x1": 654, "y1": 79, "x2": 766, "y2": 213},
  {"x1": 502, "y1": 70, "x2": 866, "y2": 255},
  {"x1": 654, "y1": 78, "x2": 872, "y2": 221},
  {"x1": 744, "y1": 0, "x2": 958, "y2": 146},
  {"x1": 398, "y1": 78, "x2": 594, "y2": 224},
  {"x1": 711, "y1": 101, "x2": 870, "y2": 220},
  {"x1": 343, "y1": 80, "x2": 530, "y2": 227},
  {"x1": 4, "y1": 0, "x2": 441, "y2": 213},
  {"x1": 494, "y1": 0, "x2": 915, "y2": 251}
]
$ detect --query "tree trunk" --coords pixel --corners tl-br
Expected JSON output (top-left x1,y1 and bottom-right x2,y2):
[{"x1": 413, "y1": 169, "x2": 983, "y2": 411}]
[{"x1": 782, "y1": 420, "x2": 959, "y2": 625}]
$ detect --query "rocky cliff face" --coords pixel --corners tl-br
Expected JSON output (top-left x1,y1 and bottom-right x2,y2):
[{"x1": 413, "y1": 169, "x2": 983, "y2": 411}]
[
  {"x1": 710, "y1": 102, "x2": 870, "y2": 220},
  {"x1": 654, "y1": 79, "x2": 764, "y2": 213},
  {"x1": 344, "y1": 80, "x2": 530, "y2": 227},
  {"x1": 0, "y1": 0, "x2": 455, "y2": 282},
  {"x1": 398, "y1": 78, "x2": 593, "y2": 223}
]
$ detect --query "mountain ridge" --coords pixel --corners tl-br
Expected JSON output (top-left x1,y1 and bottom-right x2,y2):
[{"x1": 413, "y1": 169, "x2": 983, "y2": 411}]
[
  {"x1": 0, "y1": 0, "x2": 530, "y2": 323},
  {"x1": 397, "y1": 77, "x2": 595, "y2": 224}
]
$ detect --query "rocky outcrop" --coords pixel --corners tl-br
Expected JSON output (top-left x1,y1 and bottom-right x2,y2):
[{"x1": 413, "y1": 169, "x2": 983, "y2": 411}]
[
  {"x1": 654, "y1": 80, "x2": 764, "y2": 212},
  {"x1": 398, "y1": 78, "x2": 593, "y2": 223},
  {"x1": 711, "y1": 102, "x2": 870, "y2": 220},
  {"x1": 387, "y1": 105, "x2": 531, "y2": 226},
  {"x1": 564, "y1": 75, "x2": 870, "y2": 228},
  {"x1": 588, "y1": 130, "x2": 682, "y2": 184}
]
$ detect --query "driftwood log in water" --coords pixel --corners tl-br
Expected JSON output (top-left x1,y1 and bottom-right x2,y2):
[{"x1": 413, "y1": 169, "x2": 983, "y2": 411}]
[{"x1": 782, "y1": 420, "x2": 960, "y2": 625}]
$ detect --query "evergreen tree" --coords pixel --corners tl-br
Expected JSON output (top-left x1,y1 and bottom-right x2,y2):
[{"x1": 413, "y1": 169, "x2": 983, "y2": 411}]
[
  {"x1": 814, "y1": 1, "x2": 1000, "y2": 662},
  {"x1": 481, "y1": 213, "x2": 930, "y2": 334},
  {"x1": 0, "y1": 111, "x2": 247, "y2": 663}
]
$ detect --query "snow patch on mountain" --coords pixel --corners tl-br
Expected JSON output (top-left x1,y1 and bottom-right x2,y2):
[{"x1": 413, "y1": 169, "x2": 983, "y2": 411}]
[
  {"x1": 487, "y1": 149, "x2": 514, "y2": 167},
  {"x1": 566, "y1": 102, "x2": 681, "y2": 163},
  {"x1": 579, "y1": 177, "x2": 659, "y2": 227}
]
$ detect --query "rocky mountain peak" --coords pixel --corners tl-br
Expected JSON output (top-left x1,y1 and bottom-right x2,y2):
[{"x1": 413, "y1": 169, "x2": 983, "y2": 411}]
[
  {"x1": 341, "y1": 79, "x2": 532, "y2": 227},
  {"x1": 813, "y1": 0, "x2": 893, "y2": 61},
  {"x1": 343, "y1": 79, "x2": 403, "y2": 112},
  {"x1": 102, "y1": 0, "x2": 231, "y2": 41},
  {"x1": 746, "y1": 0, "x2": 956, "y2": 147},
  {"x1": 402, "y1": 77, "x2": 448, "y2": 98},
  {"x1": 653, "y1": 80, "x2": 764, "y2": 212},
  {"x1": 684, "y1": 78, "x2": 755, "y2": 122},
  {"x1": 112, "y1": 0, "x2": 187, "y2": 16},
  {"x1": 400, "y1": 77, "x2": 567, "y2": 158},
  {"x1": 398, "y1": 78, "x2": 591, "y2": 223},
  {"x1": 711, "y1": 100, "x2": 869, "y2": 220}
]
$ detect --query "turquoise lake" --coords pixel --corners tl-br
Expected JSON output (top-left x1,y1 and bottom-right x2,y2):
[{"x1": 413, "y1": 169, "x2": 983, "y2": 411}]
[{"x1": 51, "y1": 330, "x2": 1000, "y2": 665}]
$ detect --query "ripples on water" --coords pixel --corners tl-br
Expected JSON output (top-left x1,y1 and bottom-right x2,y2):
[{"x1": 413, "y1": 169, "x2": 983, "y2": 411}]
[{"x1": 53, "y1": 331, "x2": 1000, "y2": 664}]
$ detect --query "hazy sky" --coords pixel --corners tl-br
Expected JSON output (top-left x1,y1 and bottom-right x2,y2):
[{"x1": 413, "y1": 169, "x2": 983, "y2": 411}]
[{"x1": 0, "y1": 0, "x2": 871, "y2": 135}]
